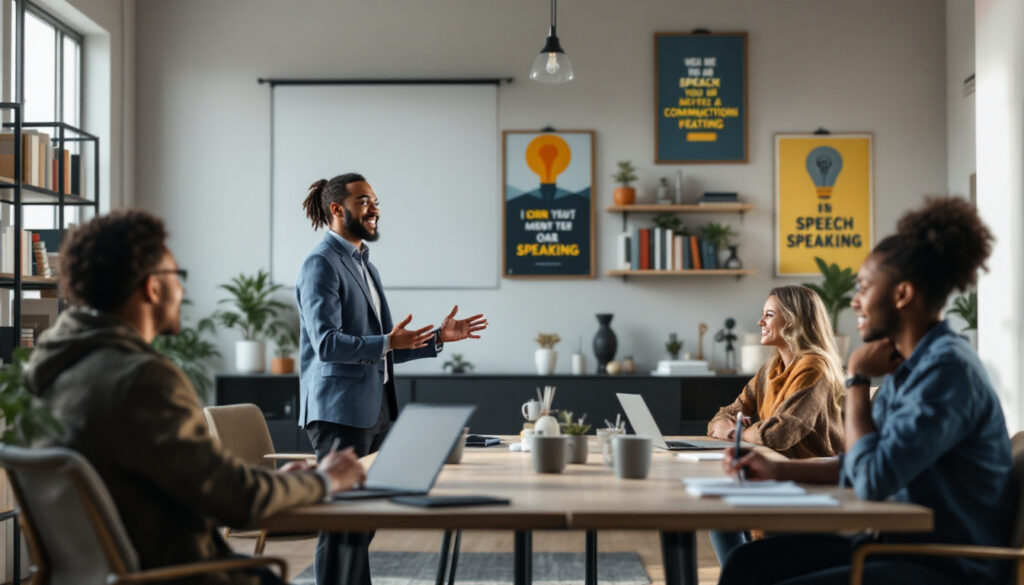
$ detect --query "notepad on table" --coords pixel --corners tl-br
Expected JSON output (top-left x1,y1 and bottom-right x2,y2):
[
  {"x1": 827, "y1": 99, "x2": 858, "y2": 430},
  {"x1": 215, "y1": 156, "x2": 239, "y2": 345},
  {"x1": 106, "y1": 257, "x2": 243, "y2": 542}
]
[
  {"x1": 682, "y1": 477, "x2": 807, "y2": 497},
  {"x1": 676, "y1": 452, "x2": 725, "y2": 462},
  {"x1": 723, "y1": 494, "x2": 840, "y2": 507}
]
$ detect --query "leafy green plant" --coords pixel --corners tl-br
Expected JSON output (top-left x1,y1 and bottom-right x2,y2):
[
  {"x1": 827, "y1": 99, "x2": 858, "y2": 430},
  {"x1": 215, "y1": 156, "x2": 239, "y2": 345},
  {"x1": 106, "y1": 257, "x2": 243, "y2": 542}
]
[
  {"x1": 946, "y1": 291, "x2": 977, "y2": 332},
  {"x1": 535, "y1": 333, "x2": 561, "y2": 349},
  {"x1": 652, "y1": 212, "x2": 682, "y2": 233},
  {"x1": 152, "y1": 300, "x2": 221, "y2": 403},
  {"x1": 612, "y1": 161, "x2": 638, "y2": 186},
  {"x1": 0, "y1": 347, "x2": 62, "y2": 446},
  {"x1": 559, "y1": 411, "x2": 592, "y2": 435},
  {"x1": 665, "y1": 333, "x2": 683, "y2": 358},
  {"x1": 443, "y1": 353, "x2": 473, "y2": 374},
  {"x1": 215, "y1": 270, "x2": 288, "y2": 341},
  {"x1": 699, "y1": 222, "x2": 737, "y2": 248},
  {"x1": 802, "y1": 256, "x2": 857, "y2": 334}
]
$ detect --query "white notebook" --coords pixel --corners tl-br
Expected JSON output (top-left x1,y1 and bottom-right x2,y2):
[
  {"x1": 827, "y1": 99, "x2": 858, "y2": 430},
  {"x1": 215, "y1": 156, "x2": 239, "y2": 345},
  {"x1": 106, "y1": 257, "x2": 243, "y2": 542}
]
[
  {"x1": 723, "y1": 494, "x2": 840, "y2": 507},
  {"x1": 676, "y1": 452, "x2": 726, "y2": 462},
  {"x1": 682, "y1": 477, "x2": 806, "y2": 497}
]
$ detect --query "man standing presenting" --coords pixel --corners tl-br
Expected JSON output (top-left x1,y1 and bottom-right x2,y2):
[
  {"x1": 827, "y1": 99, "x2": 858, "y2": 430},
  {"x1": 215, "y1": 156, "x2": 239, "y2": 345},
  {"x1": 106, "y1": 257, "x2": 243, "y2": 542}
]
[{"x1": 297, "y1": 173, "x2": 487, "y2": 584}]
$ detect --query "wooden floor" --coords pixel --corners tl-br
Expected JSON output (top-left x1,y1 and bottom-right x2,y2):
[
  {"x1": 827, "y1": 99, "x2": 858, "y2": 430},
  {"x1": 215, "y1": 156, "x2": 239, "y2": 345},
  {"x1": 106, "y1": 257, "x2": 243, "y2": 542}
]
[{"x1": 228, "y1": 529, "x2": 723, "y2": 585}]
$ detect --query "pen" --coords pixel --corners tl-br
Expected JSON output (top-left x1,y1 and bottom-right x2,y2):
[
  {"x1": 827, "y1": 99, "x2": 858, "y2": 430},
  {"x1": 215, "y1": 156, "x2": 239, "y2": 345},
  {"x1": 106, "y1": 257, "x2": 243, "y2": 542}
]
[
  {"x1": 329, "y1": 437, "x2": 341, "y2": 455},
  {"x1": 734, "y1": 412, "x2": 746, "y2": 484}
]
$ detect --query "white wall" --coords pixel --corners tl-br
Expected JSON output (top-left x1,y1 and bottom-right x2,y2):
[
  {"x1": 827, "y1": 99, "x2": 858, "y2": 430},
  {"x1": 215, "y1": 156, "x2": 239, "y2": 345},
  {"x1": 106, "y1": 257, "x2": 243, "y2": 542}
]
[
  {"x1": 134, "y1": 0, "x2": 948, "y2": 376},
  {"x1": 976, "y1": 0, "x2": 1024, "y2": 430},
  {"x1": 946, "y1": 0, "x2": 975, "y2": 200}
]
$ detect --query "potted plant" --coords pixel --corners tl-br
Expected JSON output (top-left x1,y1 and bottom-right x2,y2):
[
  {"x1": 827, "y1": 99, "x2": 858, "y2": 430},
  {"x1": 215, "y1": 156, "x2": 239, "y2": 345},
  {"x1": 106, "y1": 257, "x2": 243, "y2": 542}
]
[
  {"x1": 0, "y1": 347, "x2": 62, "y2": 446},
  {"x1": 665, "y1": 333, "x2": 683, "y2": 360},
  {"x1": 443, "y1": 353, "x2": 473, "y2": 374},
  {"x1": 612, "y1": 161, "x2": 638, "y2": 205},
  {"x1": 699, "y1": 222, "x2": 738, "y2": 268},
  {"x1": 215, "y1": 269, "x2": 288, "y2": 373},
  {"x1": 946, "y1": 291, "x2": 978, "y2": 348},
  {"x1": 802, "y1": 256, "x2": 857, "y2": 360},
  {"x1": 152, "y1": 300, "x2": 221, "y2": 402},
  {"x1": 534, "y1": 333, "x2": 560, "y2": 375},
  {"x1": 271, "y1": 328, "x2": 300, "y2": 374},
  {"x1": 559, "y1": 410, "x2": 592, "y2": 463},
  {"x1": 652, "y1": 212, "x2": 683, "y2": 233}
]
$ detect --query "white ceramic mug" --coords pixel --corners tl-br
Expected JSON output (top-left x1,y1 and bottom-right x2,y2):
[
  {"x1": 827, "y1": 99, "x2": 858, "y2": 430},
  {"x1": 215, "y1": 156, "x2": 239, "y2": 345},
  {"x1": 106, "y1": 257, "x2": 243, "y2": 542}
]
[{"x1": 522, "y1": 399, "x2": 541, "y2": 421}]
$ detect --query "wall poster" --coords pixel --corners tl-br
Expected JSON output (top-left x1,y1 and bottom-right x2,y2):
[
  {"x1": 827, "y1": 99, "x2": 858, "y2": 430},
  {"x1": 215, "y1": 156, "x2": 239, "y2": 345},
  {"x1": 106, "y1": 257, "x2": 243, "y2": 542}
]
[
  {"x1": 655, "y1": 32, "x2": 747, "y2": 163},
  {"x1": 503, "y1": 130, "x2": 595, "y2": 278},
  {"x1": 775, "y1": 133, "x2": 874, "y2": 276}
]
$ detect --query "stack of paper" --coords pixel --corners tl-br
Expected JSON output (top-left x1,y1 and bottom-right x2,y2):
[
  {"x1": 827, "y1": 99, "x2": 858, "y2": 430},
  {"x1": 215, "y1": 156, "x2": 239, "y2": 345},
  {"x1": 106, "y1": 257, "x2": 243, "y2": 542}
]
[
  {"x1": 651, "y1": 360, "x2": 714, "y2": 376},
  {"x1": 681, "y1": 477, "x2": 840, "y2": 507},
  {"x1": 676, "y1": 452, "x2": 726, "y2": 462}
]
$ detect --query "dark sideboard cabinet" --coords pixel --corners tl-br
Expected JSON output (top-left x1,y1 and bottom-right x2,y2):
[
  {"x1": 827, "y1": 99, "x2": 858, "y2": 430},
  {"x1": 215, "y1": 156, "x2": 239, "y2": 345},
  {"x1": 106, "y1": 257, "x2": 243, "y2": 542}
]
[{"x1": 215, "y1": 373, "x2": 747, "y2": 453}]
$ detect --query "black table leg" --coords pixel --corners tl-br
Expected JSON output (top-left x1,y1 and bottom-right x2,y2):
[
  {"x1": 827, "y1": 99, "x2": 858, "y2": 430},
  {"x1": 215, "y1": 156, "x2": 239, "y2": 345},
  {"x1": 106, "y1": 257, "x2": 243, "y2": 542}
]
[
  {"x1": 514, "y1": 530, "x2": 533, "y2": 585},
  {"x1": 585, "y1": 530, "x2": 598, "y2": 585},
  {"x1": 447, "y1": 530, "x2": 462, "y2": 585},
  {"x1": 660, "y1": 531, "x2": 697, "y2": 585},
  {"x1": 436, "y1": 530, "x2": 454, "y2": 585}
]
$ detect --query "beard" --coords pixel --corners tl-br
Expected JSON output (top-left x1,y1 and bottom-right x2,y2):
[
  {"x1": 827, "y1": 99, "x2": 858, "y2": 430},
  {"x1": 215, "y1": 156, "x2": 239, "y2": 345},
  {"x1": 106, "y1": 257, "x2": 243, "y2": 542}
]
[
  {"x1": 861, "y1": 301, "x2": 900, "y2": 343},
  {"x1": 344, "y1": 208, "x2": 380, "y2": 242}
]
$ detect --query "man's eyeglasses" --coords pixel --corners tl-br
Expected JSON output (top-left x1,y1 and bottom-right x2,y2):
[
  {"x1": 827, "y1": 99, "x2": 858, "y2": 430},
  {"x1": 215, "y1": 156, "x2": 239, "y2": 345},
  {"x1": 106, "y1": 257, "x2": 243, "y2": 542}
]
[{"x1": 148, "y1": 268, "x2": 188, "y2": 281}]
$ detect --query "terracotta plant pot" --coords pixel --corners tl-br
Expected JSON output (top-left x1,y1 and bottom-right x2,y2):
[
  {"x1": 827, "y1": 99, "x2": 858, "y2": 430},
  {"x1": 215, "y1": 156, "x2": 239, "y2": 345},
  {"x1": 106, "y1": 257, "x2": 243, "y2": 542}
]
[
  {"x1": 270, "y1": 357, "x2": 295, "y2": 374},
  {"x1": 613, "y1": 186, "x2": 636, "y2": 205}
]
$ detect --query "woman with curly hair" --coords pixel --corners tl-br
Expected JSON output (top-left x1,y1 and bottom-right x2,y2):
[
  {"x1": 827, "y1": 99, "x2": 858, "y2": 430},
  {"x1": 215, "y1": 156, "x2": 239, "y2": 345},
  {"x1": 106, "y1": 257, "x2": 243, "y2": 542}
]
[{"x1": 718, "y1": 198, "x2": 1012, "y2": 585}]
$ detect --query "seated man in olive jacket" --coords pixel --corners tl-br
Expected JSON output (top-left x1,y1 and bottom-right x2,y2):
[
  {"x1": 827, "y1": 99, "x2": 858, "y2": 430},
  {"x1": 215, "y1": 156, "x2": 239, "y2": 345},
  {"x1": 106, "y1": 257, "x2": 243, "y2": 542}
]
[{"x1": 24, "y1": 210, "x2": 365, "y2": 585}]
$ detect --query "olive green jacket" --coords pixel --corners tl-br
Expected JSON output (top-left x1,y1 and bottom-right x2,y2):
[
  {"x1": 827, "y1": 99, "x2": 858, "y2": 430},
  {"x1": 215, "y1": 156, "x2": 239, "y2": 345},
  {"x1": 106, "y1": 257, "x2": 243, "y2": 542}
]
[{"x1": 25, "y1": 309, "x2": 326, "y2": 584}]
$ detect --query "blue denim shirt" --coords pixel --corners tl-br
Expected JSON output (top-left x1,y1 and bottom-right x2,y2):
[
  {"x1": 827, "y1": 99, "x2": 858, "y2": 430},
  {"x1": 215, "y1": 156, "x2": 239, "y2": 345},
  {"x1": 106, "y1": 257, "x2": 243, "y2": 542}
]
[{"x1": 840, "y1": 321, "x2": 1012, "y2": 582}]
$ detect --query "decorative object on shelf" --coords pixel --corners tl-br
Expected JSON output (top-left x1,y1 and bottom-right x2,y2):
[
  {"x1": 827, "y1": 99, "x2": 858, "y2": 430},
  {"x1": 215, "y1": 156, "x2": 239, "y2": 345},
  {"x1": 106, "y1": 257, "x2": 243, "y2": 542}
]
[
  {"x1": 699, "y1": 222, "x2": 737, "y2": 269},
  {"x1": 946, "y1": 291, "x2": 977, "y2": 348},
  {"x1": 534, "y1": 333, "x2": 561, "y2": 375},
  {"x1": 656, "y1": 177, "x2": 671, "y2": 204},
  {"x1": 559, "y1": 410, "x2": 592, "y2": 463},
  {"x1": 592, "y1": 313, "x2": 618, "y2": 373},
  {"x1": 802, "y1": 256, "x2": 856, "y2": 360},
  {"x1": 723, "y1": 245, "x2": 743, "y2": 269},
  {"x1": 270, "y1": 326, "x2": 299, "y2": 375},
  {"x1": 214, "y1": 269, "x2": 288, "y2": 374},
  {"x1": 503, "y1": 130, "x2": 595, "y2": 278},
  {"x1": 152, "y1": 299, "x2": 220, "y2": 402},
  {"x1": 443, "y1": 353, "x2": 474, "y2": 375},
  {"x1": 652, "y1": 212, "x2": 682, "y2": 233},
  {"x1": 621, "y1": 355, "x2": 636, "y2": 373},
  {"x1": 522, "y1": 398, "x2": 542, "y2": 422},
  {"x1": 604, "y1": 360, "x2": 622, "y2": 375},
  {"x1": 740, "y1": 332, "x2": 776, "y2": 374},
  {"x1": 714, "y1": 318, "x2": 739, "y2": 374},
  {"x1": 529, "y1": 0, "x2": 574, "y2": 84},
  {"x1": 655, "y1": 31, "x2": 748, "y2": 163},
  {"x1": 612, "y1": 160, "x2": 638, "y2": 205},
  {"x1": 0, "y1": 347, "x2": 62, "y2": 446},
  {"x1": 533, "y1": 385, "x2": 561, "y2": 435},
  {"x1": 698, "y1": 191, "x2": 742, "y2": 206},
  {"x1": 674, "y1": 169, "x2": 684, "y2": 204},
  {"x1": 571, "y1": 336, "x2": 586, "y2": 375},
  {"x1": 697, "y1": 322, "x2": 708, "y2": 360},
  {"x1": 775, "y1": 133, "x2": 873, "y2": 276},
  {"x1": 665, "y1": 333, "x2": 683, "y2": 360}
]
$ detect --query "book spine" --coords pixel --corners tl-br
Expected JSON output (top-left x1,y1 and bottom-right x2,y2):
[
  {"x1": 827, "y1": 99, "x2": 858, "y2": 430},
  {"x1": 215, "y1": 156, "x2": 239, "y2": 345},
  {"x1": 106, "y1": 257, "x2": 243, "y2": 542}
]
[
  {"x1": 630, "y1": 228, "x2": 640, "y2": 270},
  {"x1": 639, "y1": 228, "x2": 651, "y2": 270},
  {"x1": 689, "y1": 235, "x2": 701, "y2": 269},
  {"x1": 653, "y1": 228, "x2": 662, "y2": 270},
  {"x1": 673, "y1": 234, "x2": 684, "y2": 271}
]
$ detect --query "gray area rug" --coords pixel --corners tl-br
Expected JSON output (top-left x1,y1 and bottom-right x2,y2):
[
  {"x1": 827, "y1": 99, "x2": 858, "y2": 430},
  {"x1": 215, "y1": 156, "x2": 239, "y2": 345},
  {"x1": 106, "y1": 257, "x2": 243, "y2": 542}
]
[{"x1": 292, "y1": 552, "x2": 651, "y2": 585}]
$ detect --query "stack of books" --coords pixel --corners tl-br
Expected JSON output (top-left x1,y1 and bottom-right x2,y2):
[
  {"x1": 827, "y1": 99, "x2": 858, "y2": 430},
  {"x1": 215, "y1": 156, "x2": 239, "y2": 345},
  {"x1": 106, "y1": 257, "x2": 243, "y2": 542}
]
[
  {"x1": 0, "y1": 131, "x2": 82, "y2": 193},
  {"x1": 651, "y1": 359, "x2": 714, "y2": 376},
  {"x1": 19, "y1": 328, "x2": 34, "y2": 348},
  {"x1": 698, "y1": 192, "x2": 743, "y2": 206},
  {"x1": 615, "y1": 228, "x2": 720, "y2": 270}
]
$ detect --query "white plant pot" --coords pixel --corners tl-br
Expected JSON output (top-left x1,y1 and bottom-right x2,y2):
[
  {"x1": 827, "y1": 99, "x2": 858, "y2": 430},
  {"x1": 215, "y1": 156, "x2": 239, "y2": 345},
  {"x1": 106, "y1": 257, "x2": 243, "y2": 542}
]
[
  {"x1": 534, "y1": 349, "x2": 557, "y2": 375},
  {"x1": 236, "y1": 340, "x2": 266, "y2": 373}
]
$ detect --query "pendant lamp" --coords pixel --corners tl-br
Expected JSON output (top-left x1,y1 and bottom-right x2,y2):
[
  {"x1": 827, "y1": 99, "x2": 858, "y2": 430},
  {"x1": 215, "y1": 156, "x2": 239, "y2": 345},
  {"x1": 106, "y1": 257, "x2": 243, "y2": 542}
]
[{"x1": 529, "y1": 0, "x2": 574, "y2": 84}]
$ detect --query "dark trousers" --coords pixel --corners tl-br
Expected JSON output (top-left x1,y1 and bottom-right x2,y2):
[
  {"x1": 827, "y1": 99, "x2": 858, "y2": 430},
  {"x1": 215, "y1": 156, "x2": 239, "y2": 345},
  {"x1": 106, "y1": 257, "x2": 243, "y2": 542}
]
[
  {"x1": 717, "y1": 534, "x2": 966, "y2": 585},
  {"x1": 306, "y1": 400, "x2": 392, "y2": 585}
]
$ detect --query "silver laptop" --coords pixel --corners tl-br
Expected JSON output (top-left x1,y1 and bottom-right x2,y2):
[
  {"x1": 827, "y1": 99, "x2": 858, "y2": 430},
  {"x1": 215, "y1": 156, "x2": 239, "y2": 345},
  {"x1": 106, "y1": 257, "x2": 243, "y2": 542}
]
[
  {"x1": 333, "y1": 403, "x2": 475, "y2": 500},
  {"x1": 616, "y1": 393, "x2": 747, "y2": 451}
]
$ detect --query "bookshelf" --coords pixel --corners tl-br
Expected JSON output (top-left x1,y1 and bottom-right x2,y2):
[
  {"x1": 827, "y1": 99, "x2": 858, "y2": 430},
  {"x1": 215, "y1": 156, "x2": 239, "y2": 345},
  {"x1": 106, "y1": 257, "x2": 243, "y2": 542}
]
[
  {"x1": 606, "y1": 202, "x2": 755, "y2": 280},
  {"x1": 0, "y1": 104, "x2": 100, "y2": 361}
]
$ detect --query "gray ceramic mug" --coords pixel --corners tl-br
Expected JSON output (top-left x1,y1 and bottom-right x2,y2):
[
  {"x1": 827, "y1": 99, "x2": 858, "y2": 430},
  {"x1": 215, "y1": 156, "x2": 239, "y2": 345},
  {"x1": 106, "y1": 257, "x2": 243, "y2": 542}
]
[
  {"x1": 612, "y1": 435, "x2": 653, "y2": 479},
  {"x1": 530, "y1": 436, "x2": 568, "y2": 473}
]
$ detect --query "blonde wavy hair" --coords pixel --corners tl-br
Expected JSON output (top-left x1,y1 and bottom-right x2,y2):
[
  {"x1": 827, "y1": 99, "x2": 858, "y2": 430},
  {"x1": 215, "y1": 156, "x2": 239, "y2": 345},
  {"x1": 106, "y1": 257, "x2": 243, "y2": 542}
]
[{"x1": 768, "y1": 285, "x2": 846, "y2": 403}]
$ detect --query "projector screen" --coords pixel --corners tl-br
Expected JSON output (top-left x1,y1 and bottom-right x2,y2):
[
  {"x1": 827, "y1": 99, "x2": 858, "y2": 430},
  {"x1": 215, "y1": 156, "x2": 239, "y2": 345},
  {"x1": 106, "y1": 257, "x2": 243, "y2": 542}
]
[{"x1": 270, "y1": 83, "x2": 499, "y2": 289}]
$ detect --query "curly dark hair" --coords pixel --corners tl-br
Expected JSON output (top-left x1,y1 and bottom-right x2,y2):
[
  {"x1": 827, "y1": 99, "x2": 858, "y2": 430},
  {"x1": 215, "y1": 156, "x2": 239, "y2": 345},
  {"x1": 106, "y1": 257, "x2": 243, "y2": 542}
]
[
  {"x1": 59, "y1": 210, "x2": 169, "y2": 312},
  {"x1": 302, "y1": 172, "x2": 366, "y2": 230},
  {"x1": 873, "y1": 197, "x2": 993, "y2": 313}
]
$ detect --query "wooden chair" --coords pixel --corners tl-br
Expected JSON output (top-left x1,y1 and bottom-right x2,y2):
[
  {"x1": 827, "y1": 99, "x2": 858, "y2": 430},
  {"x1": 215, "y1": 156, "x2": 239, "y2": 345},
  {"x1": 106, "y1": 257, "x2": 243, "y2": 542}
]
[
  {"x1": 850, "y1": 431, "x2": 1024, "y2": 585},
  {"x1": 203, "y1": 403, "x2": 314, "y2": 554},
  {"x1": 0, "y1": 444, "x2": 287, "y2": 585}
]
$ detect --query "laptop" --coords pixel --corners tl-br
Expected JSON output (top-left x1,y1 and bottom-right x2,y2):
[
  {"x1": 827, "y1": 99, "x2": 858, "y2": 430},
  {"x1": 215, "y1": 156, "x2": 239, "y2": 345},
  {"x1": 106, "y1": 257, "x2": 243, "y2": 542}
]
[
  {"x1": 616, "y1": 393, "x2": 750, "y2": 451},
  {"x1": 332, "y1": 403, "x2": 475, "y2": 500}
]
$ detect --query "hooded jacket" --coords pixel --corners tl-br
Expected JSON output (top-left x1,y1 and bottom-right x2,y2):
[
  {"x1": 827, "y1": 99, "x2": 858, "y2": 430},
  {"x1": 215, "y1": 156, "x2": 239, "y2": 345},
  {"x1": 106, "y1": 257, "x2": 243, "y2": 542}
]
[{"x1": 25, "y1": 309, "x2": 326, "y2": 584}]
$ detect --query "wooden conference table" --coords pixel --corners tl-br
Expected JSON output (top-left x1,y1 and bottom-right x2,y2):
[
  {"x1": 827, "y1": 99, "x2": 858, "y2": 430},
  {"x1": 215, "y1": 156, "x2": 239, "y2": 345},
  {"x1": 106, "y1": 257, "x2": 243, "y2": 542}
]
[{"x1": 259, "y1": 438, "x2": 933, "y2": 585}]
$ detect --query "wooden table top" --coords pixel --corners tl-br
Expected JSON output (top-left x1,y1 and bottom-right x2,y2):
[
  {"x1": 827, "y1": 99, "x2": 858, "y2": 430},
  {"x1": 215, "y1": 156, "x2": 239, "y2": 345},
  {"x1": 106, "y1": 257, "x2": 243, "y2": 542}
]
[{"x1": 258, "y1": 437, "x2": 933, "y2": 534}]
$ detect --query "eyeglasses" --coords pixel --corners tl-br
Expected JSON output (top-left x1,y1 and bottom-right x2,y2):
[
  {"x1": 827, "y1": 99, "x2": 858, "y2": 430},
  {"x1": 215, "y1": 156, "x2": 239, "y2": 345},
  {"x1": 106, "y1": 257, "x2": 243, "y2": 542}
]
[{"x1": 148, "y1": 268, "x2": 188, "y2": 281}]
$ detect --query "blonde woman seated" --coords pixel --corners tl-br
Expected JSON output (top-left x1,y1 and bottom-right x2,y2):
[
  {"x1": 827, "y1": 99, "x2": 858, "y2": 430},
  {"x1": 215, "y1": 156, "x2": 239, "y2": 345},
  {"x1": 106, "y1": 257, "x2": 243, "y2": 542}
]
[{"x1": 706, "y1": 285, "x2": 845, "y2": 562}]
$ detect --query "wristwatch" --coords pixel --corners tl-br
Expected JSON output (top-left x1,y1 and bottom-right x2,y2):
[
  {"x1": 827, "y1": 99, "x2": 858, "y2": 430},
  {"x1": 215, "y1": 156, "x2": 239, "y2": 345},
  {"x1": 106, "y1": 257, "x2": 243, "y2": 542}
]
[{"x1": 845, "y1": 373, "x2": 871, "y2": 388}]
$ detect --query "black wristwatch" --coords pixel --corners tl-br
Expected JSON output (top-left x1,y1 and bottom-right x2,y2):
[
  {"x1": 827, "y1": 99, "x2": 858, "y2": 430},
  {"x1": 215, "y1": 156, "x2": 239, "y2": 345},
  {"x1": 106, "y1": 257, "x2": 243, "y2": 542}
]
[{"x1": 845, "y1": 373, "x2": 871, "y2": 388}]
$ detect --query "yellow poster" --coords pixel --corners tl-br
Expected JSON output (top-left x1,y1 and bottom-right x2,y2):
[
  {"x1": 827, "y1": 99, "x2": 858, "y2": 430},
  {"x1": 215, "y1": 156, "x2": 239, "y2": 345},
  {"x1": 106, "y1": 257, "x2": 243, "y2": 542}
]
[{"x1": 775, "y1": 134, "x2": 873, "y2": 276}]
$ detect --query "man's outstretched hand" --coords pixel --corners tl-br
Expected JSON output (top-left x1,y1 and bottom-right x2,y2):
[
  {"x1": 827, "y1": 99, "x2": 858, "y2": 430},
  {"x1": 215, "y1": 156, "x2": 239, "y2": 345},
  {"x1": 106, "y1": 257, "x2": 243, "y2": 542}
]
[{"x1": 439, "y1": 305, "x2": 488, "y2": 343}]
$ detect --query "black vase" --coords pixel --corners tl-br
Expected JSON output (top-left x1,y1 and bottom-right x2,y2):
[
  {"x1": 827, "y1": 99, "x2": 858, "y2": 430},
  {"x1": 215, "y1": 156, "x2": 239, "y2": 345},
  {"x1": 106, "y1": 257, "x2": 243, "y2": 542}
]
[
  {"x1": 593, "y1": 313, "x2": 618, "y2": 374},
  {"x1": 724, "y1": 245, "x2": 743, "y2": 269}
]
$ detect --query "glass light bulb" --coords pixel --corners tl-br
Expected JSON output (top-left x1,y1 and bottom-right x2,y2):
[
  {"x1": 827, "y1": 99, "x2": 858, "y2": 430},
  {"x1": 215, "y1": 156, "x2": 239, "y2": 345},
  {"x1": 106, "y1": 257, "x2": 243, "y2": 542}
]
[{"x1": 546, "y1": 53, "x2": 560, "y2": 74}]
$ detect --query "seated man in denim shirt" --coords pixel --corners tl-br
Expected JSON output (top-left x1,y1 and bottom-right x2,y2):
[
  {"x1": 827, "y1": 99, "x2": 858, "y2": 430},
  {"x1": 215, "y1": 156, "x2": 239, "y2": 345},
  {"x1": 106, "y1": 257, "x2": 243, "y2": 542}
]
[{"x1": 717, "y1": 198, "x2": 1012, "y2": 585}]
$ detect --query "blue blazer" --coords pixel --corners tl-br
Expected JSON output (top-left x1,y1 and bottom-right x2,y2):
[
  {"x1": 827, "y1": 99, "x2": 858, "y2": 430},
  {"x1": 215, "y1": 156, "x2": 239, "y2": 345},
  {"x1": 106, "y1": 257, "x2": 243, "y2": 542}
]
[{"x1": 296, "y1": 233, "x2": 438, "y2": 428}]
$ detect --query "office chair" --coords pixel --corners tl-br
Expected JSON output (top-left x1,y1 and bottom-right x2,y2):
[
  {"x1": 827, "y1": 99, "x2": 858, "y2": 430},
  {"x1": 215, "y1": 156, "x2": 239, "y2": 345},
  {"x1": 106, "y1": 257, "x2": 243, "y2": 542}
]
[
  {"x1": 850, "y1": 431, "x2": 1024, "y2": 585},
  {"x1": 0, "y1": 444, "x2": 287, "y2": 585}
]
